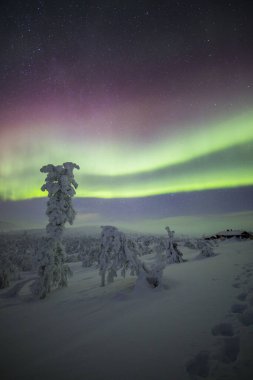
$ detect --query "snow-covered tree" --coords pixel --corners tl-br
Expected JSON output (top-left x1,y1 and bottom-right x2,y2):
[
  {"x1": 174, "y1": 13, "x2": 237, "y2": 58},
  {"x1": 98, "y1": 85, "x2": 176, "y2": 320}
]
[
  {"x1": 98, "y1": 226, "x2": 165, "y2": 289},
  {"x1": 80, "y1": 239, "x2": 100, "y2": 267},
  {"x1": 197, "y1": 240, "x2": 215, "y2": 258},
  {"x1": 165, "y1": 226, "x2": 183, "y2": 264},
  {"x1": 36, "y1": 162, "x2": 79, "y2": 299},
  {"x1": 41, "y1": 162, "x2": 80, "y2": 239},
  {"x1": 98, "y1": 226, "x2": 140, "y2": 286},
  {"x1": 196, "y1": 239, "x2": 207, "y2": 250},
  {"x1": 0, "y1": 253, "x2": 19, "y2": 289},
  {"x1": 184, "y1": 239, "x2": 197, "y2": 249},
  {"x1": 200, "y1": 244, "x2": 215, "y2": 257}
]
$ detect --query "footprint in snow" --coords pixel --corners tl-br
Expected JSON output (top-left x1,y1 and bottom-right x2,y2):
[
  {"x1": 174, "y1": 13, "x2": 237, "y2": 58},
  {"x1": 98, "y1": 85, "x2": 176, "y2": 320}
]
[
  {"x1": 237, "y1": 292, "x2": 247, "y2": 301},
  {"x1": 219, "y1": 336, "x2": 240, "y2": 364},
  {"x1": 186, "y1": 350, "x2": 210, "y2": 378},
  {"x1": 248, "y1": 296, "x2": 253, "y2": 306},
  {"x1": 238, "y1": 307, "x2": 253, "y2": 326},
  {"x1": 230, "y1": 303, "x2": 248, "y2": 313},
  {"x1": 211, "y1": 322, "x2": 234, "y2": 337}
]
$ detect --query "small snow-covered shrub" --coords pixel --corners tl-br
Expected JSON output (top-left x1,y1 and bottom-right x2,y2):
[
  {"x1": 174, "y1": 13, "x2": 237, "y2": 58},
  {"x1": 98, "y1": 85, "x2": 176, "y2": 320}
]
[
  {"x1": 196, "y1": 239, "x2": 207, "y2": 250},
  {"x1": 81, "y1": 242, "x2": 100, "y2": 267},
  {"x1": 0, "y1": 232, "x2": 38, "y2": 273},
  {"x1": 133, "y1": 236, "x2": 154, "y2": 256},
  {"x1": 63, "y1": 235, "x2": 100, "y2": 266},
  {"x1": 0, "y1": 253, "x2": 19, "y2": 289},
  {"x1": 134, "y1": 249, "x2": 166, "y2": 292},
  {"x1": 197, "y1": 240, "x2": 215, "y2": 258},
  {"x1": 184, "y1": 240, "x2": 197, "y2": 249},
  {"x1": 200, "y1": 245, "x2": 215, "y2": 257}
]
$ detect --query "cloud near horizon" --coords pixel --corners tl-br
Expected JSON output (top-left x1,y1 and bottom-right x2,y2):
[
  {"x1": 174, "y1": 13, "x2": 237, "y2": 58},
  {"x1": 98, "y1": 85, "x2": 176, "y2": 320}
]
[{"x1": 1, "y1": 188, "x2": 253, "y2": 236}]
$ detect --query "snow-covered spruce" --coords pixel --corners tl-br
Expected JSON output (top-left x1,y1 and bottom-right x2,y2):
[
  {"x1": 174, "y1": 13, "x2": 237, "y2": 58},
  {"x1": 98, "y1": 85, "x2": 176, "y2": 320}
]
[
  {"x1": 36, "y1": 162, "x2": 79, "y2": 299},
  {"x1": 98, "y1": 226, "x2": 165, "y2": 289},
  {"x1": 98, "y1": 226, "x2": 139, "y2": 286},
  {"x1": 165, "y1": 226, "x2": 184, "y2": 264}
]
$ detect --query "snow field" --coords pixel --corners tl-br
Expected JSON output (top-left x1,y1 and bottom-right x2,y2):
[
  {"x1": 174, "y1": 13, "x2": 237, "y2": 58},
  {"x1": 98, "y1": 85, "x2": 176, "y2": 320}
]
[{"x1": 0, "y1": 240, "x2": 253, "y2": 379}]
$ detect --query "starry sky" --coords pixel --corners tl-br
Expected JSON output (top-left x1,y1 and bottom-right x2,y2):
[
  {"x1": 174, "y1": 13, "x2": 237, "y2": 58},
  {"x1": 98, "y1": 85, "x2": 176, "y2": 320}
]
[{"x1": 0, "y1": 1, "x2": 253, "y2": 234}]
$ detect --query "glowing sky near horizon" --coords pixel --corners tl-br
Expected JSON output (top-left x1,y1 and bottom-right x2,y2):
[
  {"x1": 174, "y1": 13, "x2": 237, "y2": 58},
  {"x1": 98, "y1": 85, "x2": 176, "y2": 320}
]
[
  {"x1": 0, "y1": 109, "x2": 253, "y2": 199},
  {"x1": 0, "y1": 1, "x2": 253, "y2": 202}
]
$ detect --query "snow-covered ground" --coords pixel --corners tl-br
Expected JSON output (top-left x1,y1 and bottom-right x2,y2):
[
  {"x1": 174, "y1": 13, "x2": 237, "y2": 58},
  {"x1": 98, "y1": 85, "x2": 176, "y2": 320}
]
[{"x1": 0, "y1": 240, "x2": 253, "y2": 380}]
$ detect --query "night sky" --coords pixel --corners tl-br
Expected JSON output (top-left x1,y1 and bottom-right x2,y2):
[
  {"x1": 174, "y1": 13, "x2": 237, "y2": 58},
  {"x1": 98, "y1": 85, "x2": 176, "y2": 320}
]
[{"x1": 0, "y1": 1, "x2": 253, "y2": 234}]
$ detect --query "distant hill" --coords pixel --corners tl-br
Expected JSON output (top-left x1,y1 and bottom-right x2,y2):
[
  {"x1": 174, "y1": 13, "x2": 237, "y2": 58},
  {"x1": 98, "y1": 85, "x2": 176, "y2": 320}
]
[
  {"x1": 66, "y1": 225, "x2": 101, "y2": 236},
  {"x1": 0, "y1": 221, "x2": 20, "y2": 231},
  {"x1": 67, "y1": 224, "x2": 161, "y2": 237}
]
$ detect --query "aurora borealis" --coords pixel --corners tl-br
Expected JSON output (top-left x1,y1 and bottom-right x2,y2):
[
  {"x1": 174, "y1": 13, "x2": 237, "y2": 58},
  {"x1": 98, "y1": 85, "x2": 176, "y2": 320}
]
[
  {"x1": 1, "y1": 110, "x2": 253, "y2": 199},
  {"x1": 0, "y1": 1, "x2": 253, "y2": 233}
]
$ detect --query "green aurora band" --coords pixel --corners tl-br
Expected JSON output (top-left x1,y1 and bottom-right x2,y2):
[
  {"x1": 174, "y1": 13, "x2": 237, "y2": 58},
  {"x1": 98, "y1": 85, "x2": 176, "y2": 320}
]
[{"x1": 0, "y1": 111, "x2": 253, "y2": 200}]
